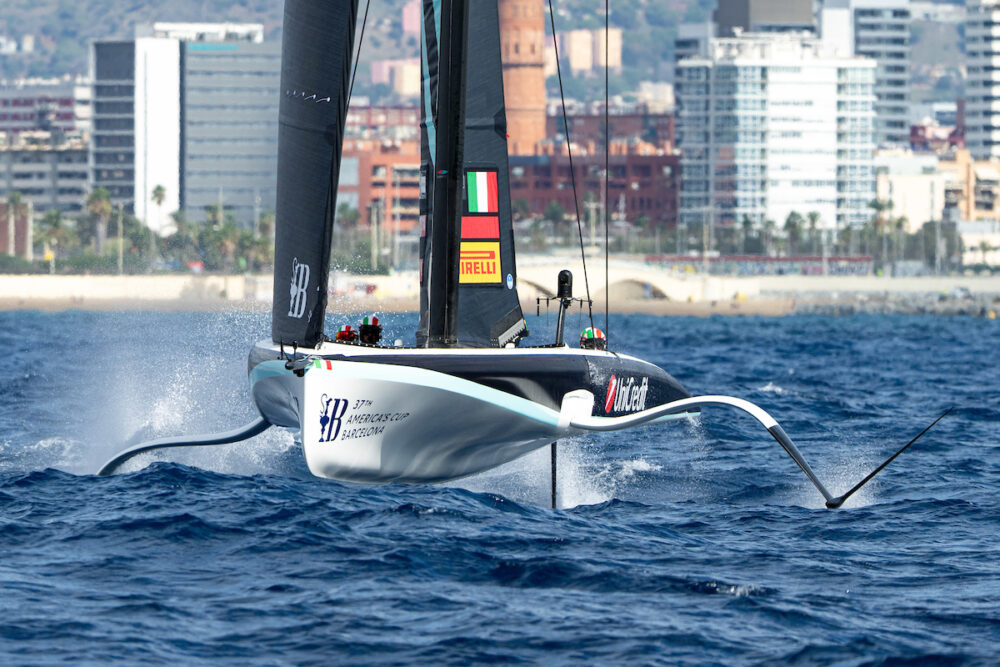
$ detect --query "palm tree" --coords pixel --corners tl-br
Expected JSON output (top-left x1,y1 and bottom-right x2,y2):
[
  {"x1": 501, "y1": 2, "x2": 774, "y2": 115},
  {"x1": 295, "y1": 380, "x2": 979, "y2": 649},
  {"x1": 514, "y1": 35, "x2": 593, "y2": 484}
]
[
  {"x1": 807, "y1": 211, "x2": 821, "y2": 256},
  {"x1": 980, "y1": 240, "x2": 994, "y2": 266},
  {"x1": 893, "y1": 216, "x2": 908, "y2": 266},
  {"x1": 152, "y1": 184, "x2": 166, "y2": 209},
  {"x1": 87, "y1": 187, "x2": 112, "y2": 255},
  {"x1": 740, "y1": 214, "x2": 753, "y2": 254},
  {"x1": 164, "y1": 210, "x2": 199, "y2": 268},
  {"x1": 145, "y1": 185, "x2": 167, "y2": 271},
  {"x1": 763, "y1": 218, "x2": 776, "y2": 256},
  {"x1": 784, "y1": 211, "x2": 804, "y2": 256},
  {"x1": 205, "y1": 203, "x2": 223, "y2": 228},
  {"x1": 258, "y1": 210, "x2": 275, "y2": 240},
  {"x1": 36, "y1": 209, "x2": 77, "y2": 260},
  {"x1": 867, "y1": 198, "x2": 892, "y2": 269}
]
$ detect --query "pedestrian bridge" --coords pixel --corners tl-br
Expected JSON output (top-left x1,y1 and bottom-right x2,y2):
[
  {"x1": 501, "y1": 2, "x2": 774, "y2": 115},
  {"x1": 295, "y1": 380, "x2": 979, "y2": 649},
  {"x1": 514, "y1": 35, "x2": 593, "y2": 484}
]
[{"x1": 516, "y1": 256, "x2": 760, "y2": 305}]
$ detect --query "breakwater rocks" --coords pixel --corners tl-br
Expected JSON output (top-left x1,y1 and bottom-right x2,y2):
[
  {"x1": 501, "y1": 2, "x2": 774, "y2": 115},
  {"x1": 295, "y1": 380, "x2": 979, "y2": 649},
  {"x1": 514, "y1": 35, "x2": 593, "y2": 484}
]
[{"x1": 790, "y1": 290, "x2": 1000, "y2": 317}]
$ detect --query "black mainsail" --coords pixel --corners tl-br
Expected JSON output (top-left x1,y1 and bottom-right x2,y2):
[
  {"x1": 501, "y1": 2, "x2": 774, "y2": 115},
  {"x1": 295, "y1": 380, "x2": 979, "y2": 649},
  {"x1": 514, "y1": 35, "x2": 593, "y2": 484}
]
[
  {"x1": 271, "y1": 0, "x2": 359, "y2": 348},
  {"x1": 418, "y1": 0, "x2": 528, "y2": 348}
]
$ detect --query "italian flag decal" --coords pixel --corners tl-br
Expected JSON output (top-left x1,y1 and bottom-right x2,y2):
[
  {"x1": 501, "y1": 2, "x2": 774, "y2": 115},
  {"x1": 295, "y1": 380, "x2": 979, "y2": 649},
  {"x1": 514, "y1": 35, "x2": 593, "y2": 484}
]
[
  {"x1": 461, "y1": 168, "x2": 503, "y2": 285},
  {"x1": 466, "y1": 170, "x2": 499, "y2": 214}
]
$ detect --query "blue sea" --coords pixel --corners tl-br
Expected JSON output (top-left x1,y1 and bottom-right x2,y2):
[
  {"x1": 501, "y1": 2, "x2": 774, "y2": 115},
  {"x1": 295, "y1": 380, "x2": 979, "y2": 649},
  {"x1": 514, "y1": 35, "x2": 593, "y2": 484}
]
[{"x1": 1, "y1": 309, "x2": 998, "y2": 664}]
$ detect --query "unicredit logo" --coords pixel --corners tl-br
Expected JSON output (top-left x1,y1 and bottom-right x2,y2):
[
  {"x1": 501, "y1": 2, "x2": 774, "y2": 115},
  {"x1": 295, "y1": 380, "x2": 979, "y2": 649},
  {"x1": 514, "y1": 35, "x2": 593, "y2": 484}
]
[{"x1": 605, "y1": 374, "x2": 649, "y2": 414}]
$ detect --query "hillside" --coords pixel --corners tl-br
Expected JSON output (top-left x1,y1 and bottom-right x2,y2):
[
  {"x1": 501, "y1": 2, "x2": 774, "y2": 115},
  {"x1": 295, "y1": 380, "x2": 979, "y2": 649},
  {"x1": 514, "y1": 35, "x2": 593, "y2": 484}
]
[
  {"x1": 0, "y1": 0, "x2": 959, "y2": 105},
  {"x1": 0, "y1": 0, "x2": 708, "y2": 99}
]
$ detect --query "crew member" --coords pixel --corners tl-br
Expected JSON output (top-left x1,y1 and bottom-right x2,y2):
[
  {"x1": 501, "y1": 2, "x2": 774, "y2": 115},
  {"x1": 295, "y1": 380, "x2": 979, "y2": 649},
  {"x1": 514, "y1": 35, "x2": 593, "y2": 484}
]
[
  {"x1": 359, "y1": 315, "x2": 382, "y2": 345},
  {"x1": 335, "y1": 324, "x2": 358, "y2": 342},
  {"x1": 580, "y1": 326, "x2": 607, "y2": 350}
]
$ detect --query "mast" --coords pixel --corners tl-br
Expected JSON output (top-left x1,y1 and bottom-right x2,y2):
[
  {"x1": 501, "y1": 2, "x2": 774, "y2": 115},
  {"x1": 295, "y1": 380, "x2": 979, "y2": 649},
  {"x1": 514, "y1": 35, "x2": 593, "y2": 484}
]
[
  {"x1": 419, "y1": 0, "x2": 528, "y2": 348},
  {"x1": 426, "y1": 0, "x2": 469, "y2": 347}
]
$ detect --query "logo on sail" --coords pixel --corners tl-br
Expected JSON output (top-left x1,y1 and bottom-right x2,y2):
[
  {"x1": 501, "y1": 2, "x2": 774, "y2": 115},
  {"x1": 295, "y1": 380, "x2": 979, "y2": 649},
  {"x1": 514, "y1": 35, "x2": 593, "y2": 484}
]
[
  {"x1": 605, "y1": 375, "x2": 649, "y2": 414},
  {"x1": 319, "y1": 394, "x2": 348, "y2": 442},
  {"x1": 288, "y1": 258, "x2": 310, "y2": 318},
  {"x1": 459, "y1": 242, "x2": 502, "y2": 284}
]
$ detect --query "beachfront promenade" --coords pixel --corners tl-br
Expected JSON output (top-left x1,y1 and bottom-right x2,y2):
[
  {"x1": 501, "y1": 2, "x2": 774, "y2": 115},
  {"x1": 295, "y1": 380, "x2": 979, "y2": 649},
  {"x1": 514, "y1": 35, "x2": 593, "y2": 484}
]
[{"x1": 2, "y1": 260, "x2": 999, "y2": 314}]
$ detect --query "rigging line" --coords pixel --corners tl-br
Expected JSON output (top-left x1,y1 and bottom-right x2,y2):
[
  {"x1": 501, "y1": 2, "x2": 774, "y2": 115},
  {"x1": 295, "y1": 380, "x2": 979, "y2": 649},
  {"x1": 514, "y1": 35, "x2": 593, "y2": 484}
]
[
  {"x1": 547, "y1": 0, "x2": 595, "y2": 333},
  {"x1": 604, "y1": 0, "x2": 610, "y2": 344},
  {"x1": 347, "y1": 0, "x2": 372, "y2": 107}
]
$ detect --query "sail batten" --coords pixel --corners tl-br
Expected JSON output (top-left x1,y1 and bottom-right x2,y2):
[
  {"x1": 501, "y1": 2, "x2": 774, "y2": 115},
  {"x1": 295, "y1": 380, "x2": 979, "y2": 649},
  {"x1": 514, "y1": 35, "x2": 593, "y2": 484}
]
[{"x1": 271, "y1": 0, "x2": 359, "y2": 348}]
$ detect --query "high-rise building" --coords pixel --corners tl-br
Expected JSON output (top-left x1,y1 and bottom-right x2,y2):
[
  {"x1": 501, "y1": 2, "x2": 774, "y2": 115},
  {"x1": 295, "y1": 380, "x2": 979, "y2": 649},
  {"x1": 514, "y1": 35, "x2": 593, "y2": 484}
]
[
  {"x1": 675, "y1": 0, "x2": 817, "y2": 70},
  {"x1": 714, "y1": 0, "x2": 815, "y2": 36},
  {"x1": 676, "y1": 33, "x2": 876, "y2": 234},
  {"x1": 499, "y1": 0, "x2": 546, "y2": 156},
  {"x1": 91, "y1": 23, "x2": 279, "y2": 234},
  {"x1": 678, "y1": 1, "x2": 911, "y2": 149},
  {"x1": 848, "y1": 0, "x2": 911, "y2": 147},
  {"x1": 966, "y1": 0, "x2": 1000, "y2": 159}
]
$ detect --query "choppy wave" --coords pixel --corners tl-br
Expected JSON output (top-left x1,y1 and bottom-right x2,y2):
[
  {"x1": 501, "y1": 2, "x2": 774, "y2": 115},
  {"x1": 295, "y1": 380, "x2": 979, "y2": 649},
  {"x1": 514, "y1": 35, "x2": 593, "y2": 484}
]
[{"x1": 0, "y1": 311, "x2": 998, "y2": 663}]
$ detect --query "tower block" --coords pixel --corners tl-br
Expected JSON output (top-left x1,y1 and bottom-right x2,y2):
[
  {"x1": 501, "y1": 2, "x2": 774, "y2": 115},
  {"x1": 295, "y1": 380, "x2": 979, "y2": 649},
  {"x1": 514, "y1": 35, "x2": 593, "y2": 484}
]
[{"x1": 499, "y1": 0, "x2": 546, "y2": 156}]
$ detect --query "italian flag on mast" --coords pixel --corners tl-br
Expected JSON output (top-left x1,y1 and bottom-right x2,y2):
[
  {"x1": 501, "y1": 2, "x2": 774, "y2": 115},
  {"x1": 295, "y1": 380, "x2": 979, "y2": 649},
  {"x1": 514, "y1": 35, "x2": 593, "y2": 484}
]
[{"x1": 466, "y1": 170, "x2": 499, "y2": 214}]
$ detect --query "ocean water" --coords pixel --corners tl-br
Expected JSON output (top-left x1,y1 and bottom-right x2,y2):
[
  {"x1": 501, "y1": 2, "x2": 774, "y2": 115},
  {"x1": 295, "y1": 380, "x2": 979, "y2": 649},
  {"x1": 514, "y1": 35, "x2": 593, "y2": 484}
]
[{"x1": 1, "y1": 309, "x2": 998, "y2": 664}]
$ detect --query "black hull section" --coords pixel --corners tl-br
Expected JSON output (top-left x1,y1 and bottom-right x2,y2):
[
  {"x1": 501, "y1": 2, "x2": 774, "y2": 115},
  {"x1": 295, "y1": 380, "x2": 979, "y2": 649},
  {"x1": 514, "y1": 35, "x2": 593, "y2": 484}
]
[{"x1": 249, "y1": 344, "x2": 691, "y2": 418}]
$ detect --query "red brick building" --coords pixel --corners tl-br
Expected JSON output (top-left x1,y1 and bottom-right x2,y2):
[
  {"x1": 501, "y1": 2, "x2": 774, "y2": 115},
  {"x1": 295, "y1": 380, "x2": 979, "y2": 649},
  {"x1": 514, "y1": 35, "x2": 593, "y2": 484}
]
[
  {"x1": 509, "y1": 140, "x2": 680, "y2": 227},
  {"x1": 547, "y1": 109, "x2": 675, "y2": 151},
  {"x1": 340, "y1": 138, "x2": 421, "y2": 232},
  {"x1": 499, "y1": 0, "x2": 547, "y2": 155}
]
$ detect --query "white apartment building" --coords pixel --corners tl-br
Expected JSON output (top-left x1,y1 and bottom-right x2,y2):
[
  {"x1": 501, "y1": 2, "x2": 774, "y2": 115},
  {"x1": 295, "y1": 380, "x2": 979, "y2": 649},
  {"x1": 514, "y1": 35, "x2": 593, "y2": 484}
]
[
  {"x1": 850, "y1": 0, "x2": 911, "y2": 147},
  {"x1": 679, "y1": 1, "x2": 910, "y2": 149},
  {"x1": 91, "y1": 23, "x2": 279, "y2": 235},
  {"x1": 821, "y1": 0, "x2": 911, "y2": 147},
  {"x1": 676, "y1": 33, "x2": 877, "y2": 234},
  {"x1": 966, "y1": 0, "x2": 1000, "y2": 160}
]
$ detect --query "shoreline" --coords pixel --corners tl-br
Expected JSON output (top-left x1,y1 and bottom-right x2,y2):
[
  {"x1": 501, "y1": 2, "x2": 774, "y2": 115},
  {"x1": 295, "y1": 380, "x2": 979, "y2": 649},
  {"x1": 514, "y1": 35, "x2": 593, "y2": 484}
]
[{"x1": 1, "y1": 272, "x2": 998, "y2": 317}]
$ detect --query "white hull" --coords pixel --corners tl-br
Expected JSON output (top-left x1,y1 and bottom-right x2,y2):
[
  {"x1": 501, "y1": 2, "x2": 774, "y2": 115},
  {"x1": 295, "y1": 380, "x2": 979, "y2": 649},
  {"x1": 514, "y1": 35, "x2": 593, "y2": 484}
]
[
  {"x1": 249, "y1": 357, "x2": 601, "y2": 483},
  {"x1": 299, "y1": 360, "x2": 575, "y2": 483}
]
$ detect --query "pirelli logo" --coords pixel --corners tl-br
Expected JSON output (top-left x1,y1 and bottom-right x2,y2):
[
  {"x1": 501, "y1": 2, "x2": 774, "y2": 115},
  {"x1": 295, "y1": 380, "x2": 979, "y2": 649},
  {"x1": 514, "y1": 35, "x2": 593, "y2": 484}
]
[{"x1": 459, "y1": 242, "x2": 501, "y2": 284}]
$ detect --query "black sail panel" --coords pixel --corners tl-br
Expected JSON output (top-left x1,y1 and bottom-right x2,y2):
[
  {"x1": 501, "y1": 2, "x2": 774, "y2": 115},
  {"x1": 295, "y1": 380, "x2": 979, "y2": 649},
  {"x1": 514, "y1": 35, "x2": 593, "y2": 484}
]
[
  {"x1": 455, "y1": 0, "x2": 527, "y2": 347},
  {"x1": 271, "y1": 0, "x2": 359, "y2": 347},
  {"x1": 416, "y1": 0, "x2": 440, "y2": 347}
]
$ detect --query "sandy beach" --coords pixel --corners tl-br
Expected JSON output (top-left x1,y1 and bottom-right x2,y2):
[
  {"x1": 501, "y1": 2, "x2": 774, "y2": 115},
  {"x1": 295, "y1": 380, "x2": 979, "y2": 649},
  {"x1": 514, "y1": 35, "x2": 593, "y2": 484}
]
[{"x1": 1, "y1": 271, "x2": 998, "y2": 316}]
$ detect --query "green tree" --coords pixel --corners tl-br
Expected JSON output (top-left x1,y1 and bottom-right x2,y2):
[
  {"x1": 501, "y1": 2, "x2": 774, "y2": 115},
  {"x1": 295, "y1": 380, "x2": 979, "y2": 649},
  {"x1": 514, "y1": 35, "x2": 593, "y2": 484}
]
[
  {"x1": 87, "y1": 187, "x2": 112, "y2": 255},
  {"x1": 784, "y1": 211, "x2": 804, "y2": 256},
  {"x1": 258, "y1": 210, "x2": 275, "y2": 240},
  {"x1": 868, "y1": 198, "x2": 893, "y2": 267},
  {"x1": 36, "y1": 209, "x2": 77, "y2": 259},
  {"x1": 740, "y1": 214, "x2": 753, "y2": 254},
  {"x1": 163, "y1": 210, "x2": 200, "y2": 269},
  {"x1": 763, "y1": 218, "x2": 776, "y2": 256},
  {"x1": 807, "y1": 211, "x2": 821, "y2": 255},
  {"x1": 512, "y1": 198, "x2": 531, "y2": 221},
  {"x1": 152, "y1": 184, "x2": 166, "y2": 209},
  {"x1": 980, "y1": 239, "x2": 994, "y2": 266},
  {"x1": 543, "y1": 200, "x2": 565, "y2": 225},
  {"x1": 336, "y1": 203, "x2": 361, "y2": 227},
  {"x1": 205, "y1": 203, "x2": 223, "y2": 227}
]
